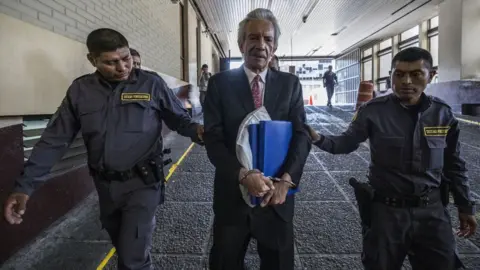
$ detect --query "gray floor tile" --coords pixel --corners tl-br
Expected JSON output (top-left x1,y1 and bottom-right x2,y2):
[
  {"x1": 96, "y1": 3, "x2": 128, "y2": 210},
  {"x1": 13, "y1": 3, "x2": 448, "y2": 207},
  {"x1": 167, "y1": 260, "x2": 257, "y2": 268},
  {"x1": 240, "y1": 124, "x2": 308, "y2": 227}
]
[
  {"x1": 152, "y1": 202, "x2": 212, "y2": 254},
  {"x1": 296, "y1": 172, "x2": 346, "y2": 201},
  {"x1": 178, "y1": 153, "x2": 215, "y2": 173},
  {"x1": 315, "y1": 152, "x2": 368, "y2": 172},
  {"x1": 165, "y1": 172, "x2": 214, "y2": 202},
  {"x1": 294, "y1": 202, "x2": 362, "y2": 254}
]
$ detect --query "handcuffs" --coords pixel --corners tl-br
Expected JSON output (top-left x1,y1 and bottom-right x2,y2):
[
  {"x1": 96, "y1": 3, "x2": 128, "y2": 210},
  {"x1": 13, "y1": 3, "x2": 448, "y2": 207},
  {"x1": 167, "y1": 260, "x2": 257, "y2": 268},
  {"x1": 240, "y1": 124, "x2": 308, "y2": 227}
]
[{"x1": 240, "y1": 169, "x2": 296, "y2": 188}]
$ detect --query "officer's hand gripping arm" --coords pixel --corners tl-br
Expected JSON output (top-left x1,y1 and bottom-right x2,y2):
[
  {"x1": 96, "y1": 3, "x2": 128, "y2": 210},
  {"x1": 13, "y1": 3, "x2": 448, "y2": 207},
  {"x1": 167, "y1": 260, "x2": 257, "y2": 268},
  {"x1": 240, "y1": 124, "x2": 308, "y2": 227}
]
[
  {"x1": 14, "y1": 86, "x2": 80, "y2": 196},
  {"x1": 314, "y1": 106, "x2": 369, "y2": 154},
  {"x1": 157, "y1": 78, "x2": 202, "y2": 144},
  {"x1": 443, "y1": 119, "x2": 475, "y2": 215},
  {"x1": 282, "y1": 78, "x2": 311, "y2": 186},
  {"x1": 203, "y1": 78, "x2": 242, "y2": 179}
]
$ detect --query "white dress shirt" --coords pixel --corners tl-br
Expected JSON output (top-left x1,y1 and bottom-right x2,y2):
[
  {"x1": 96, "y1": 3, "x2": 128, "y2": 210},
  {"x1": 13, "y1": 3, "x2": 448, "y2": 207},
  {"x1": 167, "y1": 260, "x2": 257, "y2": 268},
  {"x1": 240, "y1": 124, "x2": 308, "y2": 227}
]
[{"x1": 243, "y1": 65, "x2": 268, "y2": 105}]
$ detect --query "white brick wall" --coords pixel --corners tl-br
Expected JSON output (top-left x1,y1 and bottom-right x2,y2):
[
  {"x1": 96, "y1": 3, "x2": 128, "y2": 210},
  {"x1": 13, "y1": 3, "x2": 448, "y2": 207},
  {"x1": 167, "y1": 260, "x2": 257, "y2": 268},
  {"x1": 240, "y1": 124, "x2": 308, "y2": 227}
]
[{"x1": 0, "y1": 0, "x2": 182, "y2": 78}]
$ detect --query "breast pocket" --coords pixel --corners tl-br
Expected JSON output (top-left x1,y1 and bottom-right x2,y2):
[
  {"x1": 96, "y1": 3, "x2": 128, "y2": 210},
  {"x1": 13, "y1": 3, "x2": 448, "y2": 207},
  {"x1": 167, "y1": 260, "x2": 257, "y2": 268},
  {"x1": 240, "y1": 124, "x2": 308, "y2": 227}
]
[
  {"x1": 120, "y1": 101, "x2": 153, "y2": 133},
  {"x1": 425, "y1": 136, "x2": 447, "y2": 170},
  {"x1": 78, "y1": 102, "x2": 104, "y2": 134},
  {"x1": 373, "y1": 136, "x2": 404, "y2": 168}
]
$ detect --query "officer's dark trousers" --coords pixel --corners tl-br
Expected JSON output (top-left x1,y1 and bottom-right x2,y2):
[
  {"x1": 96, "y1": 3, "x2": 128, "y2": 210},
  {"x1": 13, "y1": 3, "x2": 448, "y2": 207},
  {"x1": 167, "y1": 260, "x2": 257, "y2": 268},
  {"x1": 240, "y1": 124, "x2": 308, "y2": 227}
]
[
  {"x1": 362, "y1": 200, "x2": 457, "y2": 270},
  {"x1": 94, "y1": 176, "x2": 162, "y2": 270},
  {"x1": 326, "y1": 85, "x2": 334, "y2": 105},
  {"x1": 209, "y1": 206, "x2": 294, "y2": 270}
]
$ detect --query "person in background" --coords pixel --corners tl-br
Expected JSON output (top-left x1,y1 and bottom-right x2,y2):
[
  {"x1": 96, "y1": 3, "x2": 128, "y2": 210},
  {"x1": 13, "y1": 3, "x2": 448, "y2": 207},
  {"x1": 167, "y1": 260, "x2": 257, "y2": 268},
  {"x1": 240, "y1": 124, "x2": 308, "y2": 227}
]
[
  {"x1": 323, "y1": 65, "x2": 338, "y2": 107},
  {"x1": 130, "y1": 48, "x2": 141, "y2": 69},
  {"x1": 307, "y1": 47, "x2": 476, "y2": 270},
  {"x1": 204, "y1": 8, "x2": 310, "y2": 270},
  {"x1": 199, "y1": 64, "x2": 211, "y2": 109},
  {"x1": 3, "y1": 28, "x2": 204, "y2": 270},
  {"x1": 269, "y1": 54, "x2": 280, "y2": 71},
  {"x1": 386, "y1": 70, "x2": 392, "y2": 90}
]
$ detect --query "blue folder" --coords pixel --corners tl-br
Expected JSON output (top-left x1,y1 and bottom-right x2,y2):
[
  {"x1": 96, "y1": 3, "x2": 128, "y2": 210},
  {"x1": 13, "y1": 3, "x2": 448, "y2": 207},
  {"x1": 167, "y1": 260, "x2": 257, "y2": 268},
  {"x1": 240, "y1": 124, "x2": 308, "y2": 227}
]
[{"x1": 249, "y1": 121, "x2": 298, "y2": 206}]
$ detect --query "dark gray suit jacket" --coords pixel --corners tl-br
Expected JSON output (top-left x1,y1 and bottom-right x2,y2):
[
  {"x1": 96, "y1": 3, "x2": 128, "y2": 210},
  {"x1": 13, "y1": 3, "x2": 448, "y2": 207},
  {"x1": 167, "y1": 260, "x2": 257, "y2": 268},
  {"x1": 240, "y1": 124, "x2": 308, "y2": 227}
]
[{"x1": 203, "y1": 67, "x2": 311, "y2": 224}]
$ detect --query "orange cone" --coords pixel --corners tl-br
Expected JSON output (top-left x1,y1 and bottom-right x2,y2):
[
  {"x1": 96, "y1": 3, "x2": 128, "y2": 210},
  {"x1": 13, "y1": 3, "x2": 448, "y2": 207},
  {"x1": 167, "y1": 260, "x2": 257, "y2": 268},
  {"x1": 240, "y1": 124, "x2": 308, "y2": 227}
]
[{"x1": 309, "y1": 95, "x2": 313, "y2": 105}]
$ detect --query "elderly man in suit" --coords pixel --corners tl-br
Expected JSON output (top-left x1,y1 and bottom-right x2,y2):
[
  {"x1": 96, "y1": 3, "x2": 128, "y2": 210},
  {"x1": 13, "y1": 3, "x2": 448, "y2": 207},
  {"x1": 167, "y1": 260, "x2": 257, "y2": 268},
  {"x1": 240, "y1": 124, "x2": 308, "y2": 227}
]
[{"x1": 203, "y1": 8, "x2": 311, "y2": 270}]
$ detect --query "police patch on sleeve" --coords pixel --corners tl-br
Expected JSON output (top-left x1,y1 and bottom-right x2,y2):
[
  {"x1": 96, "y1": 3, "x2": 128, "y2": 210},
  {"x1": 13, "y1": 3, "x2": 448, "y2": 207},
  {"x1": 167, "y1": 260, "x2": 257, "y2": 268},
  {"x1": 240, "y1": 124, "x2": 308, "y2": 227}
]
[
  {"x1": 423, "y1": 126, "x2": 450, "y2": 136},
  {"x1": 121, "y1": 93, "x2": 151, "y2": 101}
]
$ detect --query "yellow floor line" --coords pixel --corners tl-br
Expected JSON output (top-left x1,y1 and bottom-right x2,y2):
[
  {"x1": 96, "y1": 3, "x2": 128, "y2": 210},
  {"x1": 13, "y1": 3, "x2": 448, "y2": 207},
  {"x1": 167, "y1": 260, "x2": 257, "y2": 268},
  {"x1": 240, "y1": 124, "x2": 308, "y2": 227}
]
[
  {"x1": 165, "y1": 143, "x2": 195, "y2": 182},
  {"x1": 96, "y1": 142, "x2": 196, "y2": 270},
  {"x1": 457, "y1": 117, "x2": 480, "y2": 126}
]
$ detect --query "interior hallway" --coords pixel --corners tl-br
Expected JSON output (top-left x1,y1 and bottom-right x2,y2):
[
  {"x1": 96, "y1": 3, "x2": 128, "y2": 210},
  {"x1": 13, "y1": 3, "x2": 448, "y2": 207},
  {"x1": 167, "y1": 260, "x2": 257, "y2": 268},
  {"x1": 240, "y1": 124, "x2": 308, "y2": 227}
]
[{"x1": 3, "y1": 107, "x2": 480, "y2": 270}]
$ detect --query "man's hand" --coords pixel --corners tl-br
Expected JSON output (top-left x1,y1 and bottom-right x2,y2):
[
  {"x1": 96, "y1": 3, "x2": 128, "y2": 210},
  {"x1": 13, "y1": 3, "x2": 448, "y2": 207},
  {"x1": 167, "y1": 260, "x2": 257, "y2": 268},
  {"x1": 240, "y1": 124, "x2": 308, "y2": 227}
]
[
  {"x1": 457, "y1": 213, "x2": 477, "y2": 238},
  {"x1": 196, "y1": 124, "x2": 204, "y2": 142},
  {"x1": 4, "y1": 193, "x2": 29, "y2": 225},
  {"x1": 261, "y1": 173, "x2": 293, "y2": 207},
  {"x1": 305, "y1": 124, "x2": 321, "y2": 142},
  {"x1": 239, "y1": 169, "x2": 274, "y2": 197}
]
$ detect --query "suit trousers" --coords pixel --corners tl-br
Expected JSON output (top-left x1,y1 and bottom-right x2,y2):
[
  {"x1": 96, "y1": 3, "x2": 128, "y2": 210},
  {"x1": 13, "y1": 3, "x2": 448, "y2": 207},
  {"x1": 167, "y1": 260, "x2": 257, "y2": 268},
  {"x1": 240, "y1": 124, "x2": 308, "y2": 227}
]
[
  {"x1": 94, "y1": 176, "x2": 162, "y2": 270},
  {"x1": 209, "y1": 206, "x2": 294, "y2": 270},
  {"x1": 362, "y1": 201, "x2": 461, "y2": 270}
]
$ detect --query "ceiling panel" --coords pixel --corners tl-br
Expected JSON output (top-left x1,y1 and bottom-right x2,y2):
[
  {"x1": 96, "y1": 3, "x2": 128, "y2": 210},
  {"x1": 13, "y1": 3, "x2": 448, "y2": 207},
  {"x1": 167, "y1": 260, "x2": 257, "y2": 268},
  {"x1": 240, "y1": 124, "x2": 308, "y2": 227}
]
[{"x1": 193, "y1": 0, "x2": 439, "y2": 58}]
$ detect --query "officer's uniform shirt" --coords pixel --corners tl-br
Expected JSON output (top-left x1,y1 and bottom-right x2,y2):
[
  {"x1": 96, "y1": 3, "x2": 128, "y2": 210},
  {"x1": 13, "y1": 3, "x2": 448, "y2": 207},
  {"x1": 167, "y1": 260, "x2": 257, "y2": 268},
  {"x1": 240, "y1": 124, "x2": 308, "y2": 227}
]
[
  {"x1": 14, "y1": 69, "x2": 198, "y2": 196},
  {"x1": 315, "y1": 93, "x2": 475, "y2": 214}
]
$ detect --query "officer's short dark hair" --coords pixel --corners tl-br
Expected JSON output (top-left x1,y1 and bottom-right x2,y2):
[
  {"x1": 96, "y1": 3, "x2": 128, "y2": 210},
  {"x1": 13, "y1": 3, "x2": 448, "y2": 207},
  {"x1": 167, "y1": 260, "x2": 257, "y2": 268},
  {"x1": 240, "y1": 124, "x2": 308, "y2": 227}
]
[
  {"x1": 86, "y1": 28, "x2": 129, "y2": 56},
  {"x1": 130, "y1": 48, "x2": 140, "y2": 57},
  {"x1": 202, "y1": 64, "x2": 208, "y2": 69},
  {"x1": 392, "y1": 47, "x2": 433, "y2": 70}
]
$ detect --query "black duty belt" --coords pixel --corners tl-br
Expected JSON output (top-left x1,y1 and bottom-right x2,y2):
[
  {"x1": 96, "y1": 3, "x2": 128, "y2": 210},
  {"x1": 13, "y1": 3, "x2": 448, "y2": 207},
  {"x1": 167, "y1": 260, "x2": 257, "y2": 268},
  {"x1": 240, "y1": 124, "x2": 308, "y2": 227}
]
[
  {"x1": 373, "y1": 189, "x2": 441, "y2": 208},
  {"x1": 94, "y1": 169, "x2": 137, "y2": 182}
]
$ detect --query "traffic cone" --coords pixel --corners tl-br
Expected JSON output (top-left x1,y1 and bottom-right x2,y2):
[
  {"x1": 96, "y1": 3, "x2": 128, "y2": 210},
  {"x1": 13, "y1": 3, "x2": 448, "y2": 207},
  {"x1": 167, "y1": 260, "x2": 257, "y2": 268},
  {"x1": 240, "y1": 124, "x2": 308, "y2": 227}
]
[{"x1": 309, "y1": 95, "x2": 313, "y2": 105}]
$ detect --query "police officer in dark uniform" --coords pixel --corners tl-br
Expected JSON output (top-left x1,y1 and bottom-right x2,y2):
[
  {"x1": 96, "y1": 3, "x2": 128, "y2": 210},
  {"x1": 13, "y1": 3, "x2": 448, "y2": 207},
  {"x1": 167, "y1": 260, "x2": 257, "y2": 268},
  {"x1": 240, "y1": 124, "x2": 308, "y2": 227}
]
[
  {"x1": 3, "y1": 28, "x2": 203, "y2": 270},
  {"x1": 307, "y1": 47, "x2": 477, "y2": 269}
]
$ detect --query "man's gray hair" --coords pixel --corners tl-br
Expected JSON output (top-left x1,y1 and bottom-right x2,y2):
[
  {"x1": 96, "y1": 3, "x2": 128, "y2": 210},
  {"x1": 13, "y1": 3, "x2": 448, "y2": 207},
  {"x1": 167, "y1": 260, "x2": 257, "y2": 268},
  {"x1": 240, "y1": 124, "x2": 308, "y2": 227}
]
[{"x1": 237, "y1": 8, "x2": 281, "y2": 48}]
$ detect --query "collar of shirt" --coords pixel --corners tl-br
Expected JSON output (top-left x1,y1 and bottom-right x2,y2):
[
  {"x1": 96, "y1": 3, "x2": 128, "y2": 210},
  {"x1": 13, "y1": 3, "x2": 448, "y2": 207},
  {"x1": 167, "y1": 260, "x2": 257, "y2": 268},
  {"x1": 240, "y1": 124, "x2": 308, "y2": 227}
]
[{"x1": 243, "y1": 65, "x2": 268, "y2": 85}]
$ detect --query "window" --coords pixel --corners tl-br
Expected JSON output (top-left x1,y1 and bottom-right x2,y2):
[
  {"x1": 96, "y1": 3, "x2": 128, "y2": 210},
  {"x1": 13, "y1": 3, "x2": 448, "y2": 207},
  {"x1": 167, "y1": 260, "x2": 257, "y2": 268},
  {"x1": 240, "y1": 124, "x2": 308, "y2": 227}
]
[
  {"x1": 362, "y1": 60, "x2": 373, "y2": 81},
  {"x1": 229, "y1": 60, "x2": 243, "y2": 69},
  {"x1": 363, "y1": 48, "x2": 373, "y2": 58},
  {"x1": 378, "y1": 81, "x2": 387, "y2": 91},
  {"x1": 400, "y1": 42, "x2": 420, "y2": 51},
  {"x1": 335, "y1": 49, "x2": 361, "y2": 105},
  {"x1": 379, "y1": 38, "x2": 392, "y2": 50},
  {"x1": 429, "y1": 35, "x2": 439, "y2": 67},
  {"x1": 379, "y1": 53, "x2": 392, "y2": 78},
  {"x1": 401, "y1": 25, "x2": 419, "y2": 41},
  {"x1": 429, "y1": 16, "x2": 439, "y2": 29}
]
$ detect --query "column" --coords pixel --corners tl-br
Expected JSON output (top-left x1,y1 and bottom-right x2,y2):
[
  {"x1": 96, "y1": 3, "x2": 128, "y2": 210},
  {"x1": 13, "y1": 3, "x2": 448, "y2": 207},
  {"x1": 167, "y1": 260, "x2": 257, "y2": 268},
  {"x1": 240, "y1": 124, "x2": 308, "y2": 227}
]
[
  {"x1": 419, "y1": 21, "x2": 428, "y2": 50},
  {"x1": 392, "y1": 35, "x2": 400, "y2": 56},
  {"x1": 372, "y1": 44, "x2": 380, "y2": 90},
  {"x1": 438, "y1": 0, "x2": 480, "y2": 81}
]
